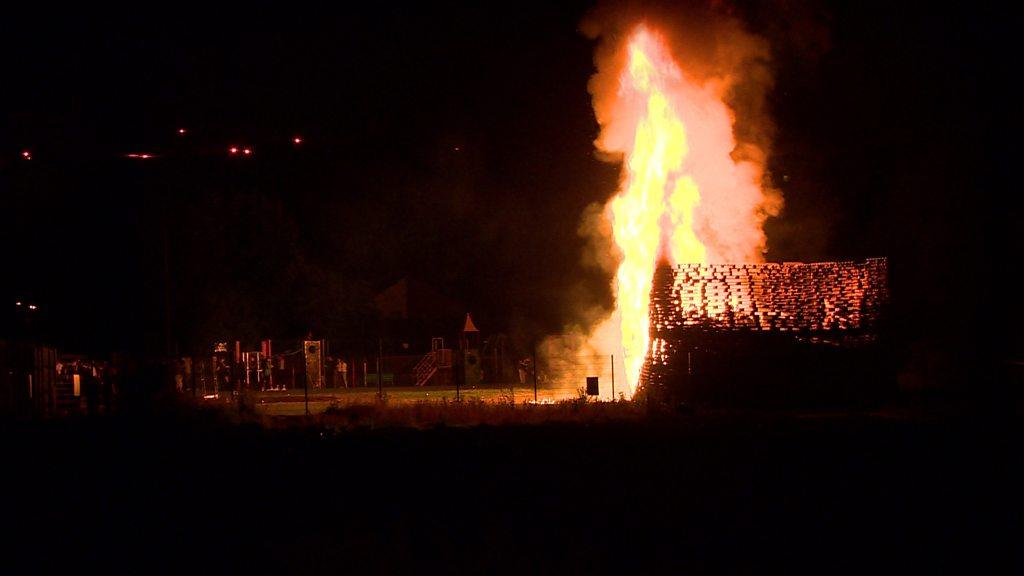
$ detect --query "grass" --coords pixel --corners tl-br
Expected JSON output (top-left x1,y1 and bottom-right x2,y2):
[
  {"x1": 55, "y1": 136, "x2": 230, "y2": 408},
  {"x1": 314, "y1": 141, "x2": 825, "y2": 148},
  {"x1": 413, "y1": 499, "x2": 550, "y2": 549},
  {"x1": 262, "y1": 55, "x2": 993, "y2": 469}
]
[
  {"x1": 246, "y1": 385, "x2": 586, "y2": 416},
  {"x1": 191, "y1": 384, "x2": 644, "y2": 428},
  {"x1": 311, "y1": 395, "x2": 647, "y2": 429},
  {"x1": 8, "y1": 398, "x2": 1016, "y2": 574}
]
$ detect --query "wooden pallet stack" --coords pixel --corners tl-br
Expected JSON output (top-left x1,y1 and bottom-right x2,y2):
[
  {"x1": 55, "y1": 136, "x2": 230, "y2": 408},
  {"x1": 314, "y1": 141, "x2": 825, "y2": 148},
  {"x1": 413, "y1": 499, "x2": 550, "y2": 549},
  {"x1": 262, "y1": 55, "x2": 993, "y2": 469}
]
[{"x1": 643, "y1": 258, "x2": 889, "y2": 388}]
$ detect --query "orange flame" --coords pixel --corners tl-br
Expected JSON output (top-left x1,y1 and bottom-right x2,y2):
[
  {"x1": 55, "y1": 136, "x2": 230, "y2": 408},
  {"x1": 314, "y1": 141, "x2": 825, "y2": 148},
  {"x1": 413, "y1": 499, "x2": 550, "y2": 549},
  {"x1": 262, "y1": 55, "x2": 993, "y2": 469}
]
[{"x1": 597, "y1": 25, "x2": 774, "y2": 394}]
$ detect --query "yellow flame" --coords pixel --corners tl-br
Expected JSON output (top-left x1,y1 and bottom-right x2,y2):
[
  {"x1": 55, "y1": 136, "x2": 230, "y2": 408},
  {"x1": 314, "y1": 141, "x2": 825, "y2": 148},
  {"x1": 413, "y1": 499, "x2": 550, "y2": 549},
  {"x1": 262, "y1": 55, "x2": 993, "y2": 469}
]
[
  {"x1": 585, "y1": 24, "x2": 775, "y2": 396},
  {"x1": 608, "y1": 28, "x2": 708, "y2": 390}
]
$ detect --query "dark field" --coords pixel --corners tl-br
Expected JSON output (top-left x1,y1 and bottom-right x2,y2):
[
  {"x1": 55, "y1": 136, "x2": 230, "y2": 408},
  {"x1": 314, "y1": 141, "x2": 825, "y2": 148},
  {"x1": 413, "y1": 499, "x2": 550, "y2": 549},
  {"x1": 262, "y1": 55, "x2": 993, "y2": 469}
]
[{"x1": 4, "y1": 404, "x2": 1020, "y2": 574}]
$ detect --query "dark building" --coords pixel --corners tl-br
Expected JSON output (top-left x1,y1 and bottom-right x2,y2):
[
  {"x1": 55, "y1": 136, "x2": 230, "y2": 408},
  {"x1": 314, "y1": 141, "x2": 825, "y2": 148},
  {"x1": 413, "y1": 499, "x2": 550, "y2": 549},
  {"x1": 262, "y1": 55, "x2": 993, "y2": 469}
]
[
  {"x1": 372, "y1": 277, "x2": 467, "y2": 353},
  {"x1": 1, "y1": 340, "x2": 58, "y2": 417}
]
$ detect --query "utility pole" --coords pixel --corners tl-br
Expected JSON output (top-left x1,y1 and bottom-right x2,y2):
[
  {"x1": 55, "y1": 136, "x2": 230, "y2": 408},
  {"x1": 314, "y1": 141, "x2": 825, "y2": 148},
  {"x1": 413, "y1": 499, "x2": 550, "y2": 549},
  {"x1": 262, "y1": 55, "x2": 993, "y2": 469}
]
[
  {"x1": 611, "y1": 354, "x2": 615, "y2": 401},
  {"x1": 377, "y1": 338, "x2": 383, "y2": 401},
  {"x1": 162, "y1": 224, "x2": 172, "y2": 360}
]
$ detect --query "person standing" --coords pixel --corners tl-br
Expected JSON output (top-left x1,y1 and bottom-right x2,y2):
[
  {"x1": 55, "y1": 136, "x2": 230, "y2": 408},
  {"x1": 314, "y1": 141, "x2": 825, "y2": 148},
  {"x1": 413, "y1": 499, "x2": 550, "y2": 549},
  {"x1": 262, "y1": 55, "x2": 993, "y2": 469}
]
[
  {"x1": 336, "y1": 358, "x2": 348, "y2": 388},
  {"x1": 83, "y1": 364, "x2": 99, "y2": 416},
  {"x1": 518, "y1": 358, "x2": 530, "y2": 387}
]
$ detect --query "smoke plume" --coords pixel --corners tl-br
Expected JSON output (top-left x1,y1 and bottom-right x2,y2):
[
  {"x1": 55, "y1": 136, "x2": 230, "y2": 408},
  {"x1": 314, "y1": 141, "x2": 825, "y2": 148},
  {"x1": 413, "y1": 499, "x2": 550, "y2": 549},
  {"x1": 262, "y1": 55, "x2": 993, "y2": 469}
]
[
  {"x1": 582, "y1": 0, "x2": 782, "y2": 262},
  {"x1": 539, "y1": 1, "x2": 782, "y2": 393}
]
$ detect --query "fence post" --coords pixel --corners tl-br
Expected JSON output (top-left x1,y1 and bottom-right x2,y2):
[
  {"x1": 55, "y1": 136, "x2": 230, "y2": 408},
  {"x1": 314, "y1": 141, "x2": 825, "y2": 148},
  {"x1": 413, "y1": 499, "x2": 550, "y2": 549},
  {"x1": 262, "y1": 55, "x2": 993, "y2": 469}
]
[
  {"x1": 532, "y1": 346, "x2": 538, "y2": 403},
  {"x1": 611, "y1": 354, "x2": 615, "y2": 401}
]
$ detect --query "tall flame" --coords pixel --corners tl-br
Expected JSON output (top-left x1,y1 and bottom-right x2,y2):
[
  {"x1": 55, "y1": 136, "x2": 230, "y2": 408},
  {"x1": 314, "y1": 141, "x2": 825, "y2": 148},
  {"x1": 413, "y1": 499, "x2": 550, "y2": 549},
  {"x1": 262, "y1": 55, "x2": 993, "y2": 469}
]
[{"x1": 597, "y1": 25, "x2": 774, "y2": 394}]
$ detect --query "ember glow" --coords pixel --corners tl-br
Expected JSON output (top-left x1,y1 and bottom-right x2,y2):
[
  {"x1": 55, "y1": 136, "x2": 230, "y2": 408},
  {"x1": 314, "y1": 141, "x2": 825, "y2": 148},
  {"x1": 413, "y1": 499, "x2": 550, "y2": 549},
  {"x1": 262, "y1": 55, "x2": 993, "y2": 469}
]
[{"x1": 593, "y1": 25, "x2": 778, "y2": 394}]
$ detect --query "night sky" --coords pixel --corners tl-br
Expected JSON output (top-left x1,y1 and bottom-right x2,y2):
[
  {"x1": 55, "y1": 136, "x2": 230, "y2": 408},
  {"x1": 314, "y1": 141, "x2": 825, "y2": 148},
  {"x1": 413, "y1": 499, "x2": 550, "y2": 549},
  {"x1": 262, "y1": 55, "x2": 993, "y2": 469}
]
[{"x1": 0, "y1": 2, "x2": 1013, "y2": 372}]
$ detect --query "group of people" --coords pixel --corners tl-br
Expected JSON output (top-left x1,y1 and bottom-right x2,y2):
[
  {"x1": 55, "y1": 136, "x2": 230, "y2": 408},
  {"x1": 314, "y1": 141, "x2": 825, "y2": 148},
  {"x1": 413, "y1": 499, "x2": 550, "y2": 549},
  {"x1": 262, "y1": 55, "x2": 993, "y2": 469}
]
[
  {"x1": 330, "y1": 357, "x2": 348, "y2": 388},
  {"x1": 57, "y1": 360, "x2": 116, "y2": 414}
]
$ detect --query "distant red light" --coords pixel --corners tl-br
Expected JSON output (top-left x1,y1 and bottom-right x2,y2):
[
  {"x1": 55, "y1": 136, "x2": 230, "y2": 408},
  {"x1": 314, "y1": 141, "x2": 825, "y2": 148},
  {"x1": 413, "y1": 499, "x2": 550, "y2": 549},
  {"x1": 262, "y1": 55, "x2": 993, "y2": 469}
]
[
  {"x1": 293, "y1": 137, "x2": 302, "y2": 145},
  {"x1": 178, "y1": 128, "x2": 187, "y2": 135},
  {"x1": 242, "y1": 148, "x2": 252, "y2": 155},
  {"x1": 21, "y1": 150, "x2": 31, "y2": 160},
  {"x1": 229, "y1": 147, "x2": 239, "y2": 155}
]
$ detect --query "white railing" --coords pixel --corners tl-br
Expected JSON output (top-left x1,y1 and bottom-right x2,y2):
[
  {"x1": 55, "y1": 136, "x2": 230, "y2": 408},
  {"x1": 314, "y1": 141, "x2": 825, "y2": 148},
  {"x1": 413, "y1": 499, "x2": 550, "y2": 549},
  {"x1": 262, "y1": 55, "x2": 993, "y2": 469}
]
[{"x1": 413, "y1": 352, "x2": 437, "y2": 387}]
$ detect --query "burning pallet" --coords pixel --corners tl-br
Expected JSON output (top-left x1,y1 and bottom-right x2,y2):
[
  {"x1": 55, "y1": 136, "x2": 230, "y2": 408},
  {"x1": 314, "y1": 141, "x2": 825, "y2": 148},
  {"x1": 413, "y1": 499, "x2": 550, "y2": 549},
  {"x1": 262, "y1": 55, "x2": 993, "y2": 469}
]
[{"x1": 641, "y1": 258, "x2": 890, "y2": 406}]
